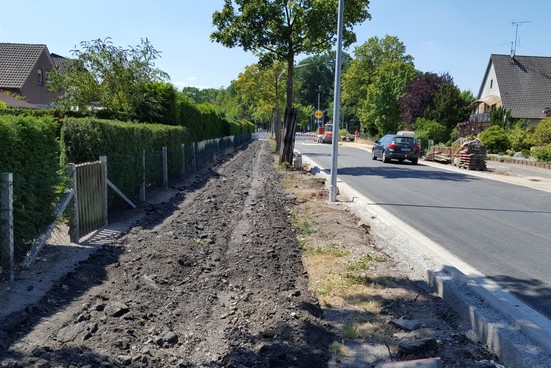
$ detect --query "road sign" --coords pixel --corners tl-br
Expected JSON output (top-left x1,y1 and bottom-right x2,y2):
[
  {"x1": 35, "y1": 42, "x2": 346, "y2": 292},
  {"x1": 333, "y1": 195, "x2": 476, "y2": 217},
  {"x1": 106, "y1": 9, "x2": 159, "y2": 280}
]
[{"x1": 314, "y1": 109, "x2": 323, "y2": 119}]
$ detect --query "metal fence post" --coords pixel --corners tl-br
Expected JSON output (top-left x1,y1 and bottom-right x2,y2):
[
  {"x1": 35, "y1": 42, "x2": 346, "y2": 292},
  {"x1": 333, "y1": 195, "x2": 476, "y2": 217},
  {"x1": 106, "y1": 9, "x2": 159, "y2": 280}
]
[
  {"x1": 140, "y1": 150, "x2": 146, "y2": 202},
  {"x1": 162, "y1": 147, "x2": 168, "y2": 190},
  {"x1": 0, "y1": 173, "x2": 14, "y2": 282},
  {"x1": 180, "y1": 143, "x2": 186, "y2": 178},
  {"x1": 192, "y1": 142, "x2": 198, "y2": 172}
]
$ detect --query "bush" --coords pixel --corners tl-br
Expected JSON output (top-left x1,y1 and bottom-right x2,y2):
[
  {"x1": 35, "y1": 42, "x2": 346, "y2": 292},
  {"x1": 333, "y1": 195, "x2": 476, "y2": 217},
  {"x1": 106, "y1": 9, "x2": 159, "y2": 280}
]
[
  {"x1": 478, "y1": 125, "x2": 510, "y2": 153},
  {"x1": 508, "y1": 124, "x2": 532, "y2": 152},
  {"x1": 531, "y1": 118, "x2": 551, "y2": 145},
  {"x1": 531, "y1": 144, "x2": 551, "y2": 162},
  {"x1": 414, "y1": 118, "x2": 447, "y2": 148}
]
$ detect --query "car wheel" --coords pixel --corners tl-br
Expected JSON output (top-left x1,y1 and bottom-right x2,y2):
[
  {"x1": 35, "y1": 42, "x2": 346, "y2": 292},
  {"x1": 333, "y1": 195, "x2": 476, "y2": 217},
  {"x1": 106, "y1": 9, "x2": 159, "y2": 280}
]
[
  {"x1": 371, "y1": 149, "x2": 377, "y2": 160},
  {"x1": 411, "y1": 158, "x2": 418, "y2": 165},
  {"x1": 398, "y1": 159, "x2": 404, "y2": 163},
  {"x1": 382, "y1": 150, "x2": 390, "y2": 163}
]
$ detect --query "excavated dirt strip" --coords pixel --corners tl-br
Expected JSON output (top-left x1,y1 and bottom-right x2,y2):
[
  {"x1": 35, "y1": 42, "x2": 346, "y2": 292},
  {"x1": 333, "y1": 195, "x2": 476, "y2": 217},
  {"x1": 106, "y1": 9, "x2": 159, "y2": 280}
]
[{"x1": 0, "y1": 140, "x2": 333, "y2": 367}]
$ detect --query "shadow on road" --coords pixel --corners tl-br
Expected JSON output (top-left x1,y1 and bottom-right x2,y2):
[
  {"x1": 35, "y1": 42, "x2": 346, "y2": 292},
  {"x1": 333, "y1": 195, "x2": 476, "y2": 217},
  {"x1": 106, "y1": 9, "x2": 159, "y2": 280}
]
[{"x1": 323, "y1": 166, "x2": 481, "y2": 182}]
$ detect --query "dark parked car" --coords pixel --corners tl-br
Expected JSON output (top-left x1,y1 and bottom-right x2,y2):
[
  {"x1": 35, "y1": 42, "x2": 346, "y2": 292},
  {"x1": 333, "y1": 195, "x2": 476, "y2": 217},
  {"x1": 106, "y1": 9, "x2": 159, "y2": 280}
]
[{"x1": 371, "y1": 134, "x2": 420, "y2": 164}]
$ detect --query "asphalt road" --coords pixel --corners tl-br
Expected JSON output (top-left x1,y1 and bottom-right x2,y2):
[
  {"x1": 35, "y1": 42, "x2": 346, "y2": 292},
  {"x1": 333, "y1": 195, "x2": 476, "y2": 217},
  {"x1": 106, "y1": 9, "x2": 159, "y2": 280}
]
[{"x1": 296, "y1": 141, "x2": 551, "y2": 319}]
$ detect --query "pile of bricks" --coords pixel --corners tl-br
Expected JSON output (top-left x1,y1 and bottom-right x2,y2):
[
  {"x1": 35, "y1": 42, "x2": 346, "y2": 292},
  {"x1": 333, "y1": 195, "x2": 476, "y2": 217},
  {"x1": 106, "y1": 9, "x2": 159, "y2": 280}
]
[{"x1": 455, "y1": 140, "x2": 487, "y2": 170}]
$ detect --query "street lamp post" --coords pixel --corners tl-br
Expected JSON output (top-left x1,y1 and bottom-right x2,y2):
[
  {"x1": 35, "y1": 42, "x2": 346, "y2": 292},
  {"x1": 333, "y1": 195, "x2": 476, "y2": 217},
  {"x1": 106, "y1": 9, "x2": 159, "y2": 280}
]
[{"x1": 329, "y1": 0, "x2": 344, "y2": 202}]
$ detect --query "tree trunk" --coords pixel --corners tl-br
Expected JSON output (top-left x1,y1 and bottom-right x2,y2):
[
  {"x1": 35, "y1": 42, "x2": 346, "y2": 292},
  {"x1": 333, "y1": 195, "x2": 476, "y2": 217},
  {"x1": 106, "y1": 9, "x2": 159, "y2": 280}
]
[{"x1": 279, "y1": 107, "x2": 298, "y2": 164}]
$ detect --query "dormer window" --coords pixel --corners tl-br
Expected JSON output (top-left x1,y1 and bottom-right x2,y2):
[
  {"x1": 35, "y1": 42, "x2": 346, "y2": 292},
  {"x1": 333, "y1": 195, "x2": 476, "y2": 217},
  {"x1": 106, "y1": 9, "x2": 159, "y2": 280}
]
[{"x1": 37, "y1": 68, "x2": 44, "y2": 84}]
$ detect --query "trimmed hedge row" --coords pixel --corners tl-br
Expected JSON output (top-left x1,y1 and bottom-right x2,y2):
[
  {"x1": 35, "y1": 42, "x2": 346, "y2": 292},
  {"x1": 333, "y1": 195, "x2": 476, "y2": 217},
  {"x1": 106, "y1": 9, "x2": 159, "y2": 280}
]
[
  {"x1": 2, "y1": 113, "x2": 253, "y2": 262},
  {"x1": 0, "y1": 115, "x2": 62, "y2": 259}
]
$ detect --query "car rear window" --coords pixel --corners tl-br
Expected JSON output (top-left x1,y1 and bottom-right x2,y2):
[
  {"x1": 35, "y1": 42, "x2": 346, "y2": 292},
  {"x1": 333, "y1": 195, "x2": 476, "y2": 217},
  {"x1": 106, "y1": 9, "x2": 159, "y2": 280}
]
[{"x1": 394, "y1": 137, "x2": 415, "y2": 144}]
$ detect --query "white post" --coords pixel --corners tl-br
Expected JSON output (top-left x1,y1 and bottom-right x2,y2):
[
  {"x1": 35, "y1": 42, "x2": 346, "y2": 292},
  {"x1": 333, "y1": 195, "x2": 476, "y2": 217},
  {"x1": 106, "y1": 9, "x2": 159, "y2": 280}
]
[{"x1": 99, "y1": 156, "x2": 109, "y2": 226}]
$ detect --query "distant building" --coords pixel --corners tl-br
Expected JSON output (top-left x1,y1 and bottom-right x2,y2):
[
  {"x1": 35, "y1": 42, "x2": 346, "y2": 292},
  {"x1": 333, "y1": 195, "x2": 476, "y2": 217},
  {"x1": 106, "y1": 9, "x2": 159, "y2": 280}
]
[
  {"x1": 470, "y1": 54, "x2": 551, "y2": 126},
  {"x1": 0, "y1": 43, "x2": 66, "y2": 108}
]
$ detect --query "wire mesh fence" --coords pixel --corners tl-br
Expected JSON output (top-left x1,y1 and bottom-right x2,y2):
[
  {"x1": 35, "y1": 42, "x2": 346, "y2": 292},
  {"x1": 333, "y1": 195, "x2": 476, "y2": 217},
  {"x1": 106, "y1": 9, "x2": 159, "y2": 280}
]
[{"x1": 2, "y1": 134, "x2": 251, "y2": 277}]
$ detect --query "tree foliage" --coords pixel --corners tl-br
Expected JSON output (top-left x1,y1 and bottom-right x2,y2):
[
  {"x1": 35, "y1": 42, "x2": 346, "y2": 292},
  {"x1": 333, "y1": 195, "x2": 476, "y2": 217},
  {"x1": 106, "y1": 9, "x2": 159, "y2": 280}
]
[
  {"x1": 48, "y1": 37, "x2": 170, "y2": 121},
  {"x1": 342, "y1": 35, "x2": 415, "y2": 135},
  {"x1": 399, "y1": 72, "x2": 451, "y2": 124},
  {"x1": 211, "y1": 0, "x2": 371, "y2": 111},
  {"x1": 363, "y1": 61, "x2": 416, "y2": 134},
  {"x1": 294, "y1": 51, "x2": 351, "y2": 110},
  {"x1": 424, "y1": 83, "x2": 470, "y2": 133}
]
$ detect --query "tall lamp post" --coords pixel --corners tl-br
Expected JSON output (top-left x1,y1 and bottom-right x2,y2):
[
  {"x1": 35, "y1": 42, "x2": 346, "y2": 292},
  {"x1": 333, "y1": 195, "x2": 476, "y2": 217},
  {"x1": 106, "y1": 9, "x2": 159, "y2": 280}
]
[{"x1": 329, "y1": 0, "x2": 344, "y2": 202}]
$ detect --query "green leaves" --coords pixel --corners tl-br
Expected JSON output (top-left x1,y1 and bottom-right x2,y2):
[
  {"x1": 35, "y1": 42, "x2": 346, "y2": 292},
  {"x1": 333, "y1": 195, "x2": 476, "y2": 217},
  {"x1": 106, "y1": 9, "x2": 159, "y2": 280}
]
[
  {"x1": 342, "y1": 35, "x2": 415, "y2": 135},
  {"x1": 48, "y1": 38, "x2": 169, "y2": 121}
]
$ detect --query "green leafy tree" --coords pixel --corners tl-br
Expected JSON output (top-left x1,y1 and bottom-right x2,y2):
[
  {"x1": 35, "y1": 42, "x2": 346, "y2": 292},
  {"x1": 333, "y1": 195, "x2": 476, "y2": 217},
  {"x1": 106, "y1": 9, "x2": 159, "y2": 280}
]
[
  {"x1": 131, "y1": 82, "x2": 177, "y2": 124},
  {"x1": 424, "y1": 83, "x2": 470, "y2": 134},
  {"x1": 342, "y1": 35, "x2": 415, "y2": 135},
  {"x1": 212, "y1": 0, "x2": 371, "y2": 153},
  {"x1": 342, "y1": 35, "x2": 414, "y2": 108},
  {"x1": 362, "y1": 61, "x2": 416, "y2": 134},
  {"x1": 48, "y1": 37, "x2": 169, "y2": 120},
  {"x1": 489, "y1": 106, "x2": 513, "y2": 130},
  {"x1": 294, "y1": 51, "x2": 352, "y2": 111}
]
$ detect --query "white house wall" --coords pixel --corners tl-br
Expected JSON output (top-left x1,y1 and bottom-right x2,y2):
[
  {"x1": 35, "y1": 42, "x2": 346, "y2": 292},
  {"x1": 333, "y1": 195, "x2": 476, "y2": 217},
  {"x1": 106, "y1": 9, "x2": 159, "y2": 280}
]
[{"x1": 479, "y1": 63, "x2": 500, "y2": 100}]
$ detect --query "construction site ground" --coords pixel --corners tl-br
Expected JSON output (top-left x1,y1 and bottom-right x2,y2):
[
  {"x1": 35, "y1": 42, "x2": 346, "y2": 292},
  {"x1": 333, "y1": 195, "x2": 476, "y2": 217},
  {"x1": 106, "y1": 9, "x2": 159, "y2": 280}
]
[{"x1": 0, "y1": 138, "x2": 531, "y2": 367}]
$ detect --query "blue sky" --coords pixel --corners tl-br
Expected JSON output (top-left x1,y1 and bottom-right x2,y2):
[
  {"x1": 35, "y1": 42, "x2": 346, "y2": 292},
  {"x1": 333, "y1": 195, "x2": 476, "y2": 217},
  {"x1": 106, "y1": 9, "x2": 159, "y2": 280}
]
[{"x1": 2, "y1": 1, "x2": 550, "y2": 95}]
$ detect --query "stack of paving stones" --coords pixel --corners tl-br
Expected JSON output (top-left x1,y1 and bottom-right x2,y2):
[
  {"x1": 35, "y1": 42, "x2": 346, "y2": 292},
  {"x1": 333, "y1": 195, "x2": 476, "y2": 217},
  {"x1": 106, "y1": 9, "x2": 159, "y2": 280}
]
[{"x1": 457, "y1": 140, "x2": 487, "y2": 170}]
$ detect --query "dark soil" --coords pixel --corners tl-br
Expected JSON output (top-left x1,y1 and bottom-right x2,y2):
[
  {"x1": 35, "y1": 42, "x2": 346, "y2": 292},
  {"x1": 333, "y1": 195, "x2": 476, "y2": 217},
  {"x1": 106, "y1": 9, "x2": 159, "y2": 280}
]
[
  {"x1": 0, "y1": 140, "x2": 333, "y2": 367},
  {"x1": 0, "y1": 139, "x2": 502, "y2": 368}
]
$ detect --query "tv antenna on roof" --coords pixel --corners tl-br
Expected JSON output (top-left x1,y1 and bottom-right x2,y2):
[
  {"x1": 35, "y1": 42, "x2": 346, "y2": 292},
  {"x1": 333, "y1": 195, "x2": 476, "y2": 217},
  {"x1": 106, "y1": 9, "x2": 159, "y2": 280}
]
[{"x1": 511, "y1": 20, "x2": 532, "y2": 56}]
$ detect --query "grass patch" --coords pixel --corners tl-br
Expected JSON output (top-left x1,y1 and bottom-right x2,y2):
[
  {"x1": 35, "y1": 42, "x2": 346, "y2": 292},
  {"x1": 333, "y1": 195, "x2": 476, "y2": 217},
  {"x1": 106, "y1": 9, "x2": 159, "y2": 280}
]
[
  {"x1": 289, "y1": 206, "x2": 317, "y2": 236},
  {"x1": 347, "y1": 253, "x2": 386, "y2": 271},
  {"x1": 306, "y1": 242, "x2": 348, "y2": 257}
]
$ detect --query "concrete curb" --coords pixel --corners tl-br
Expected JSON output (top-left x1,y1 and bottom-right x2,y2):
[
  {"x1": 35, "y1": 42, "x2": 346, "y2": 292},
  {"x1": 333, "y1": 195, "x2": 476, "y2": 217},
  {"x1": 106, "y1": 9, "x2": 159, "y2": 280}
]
[{"x1": 300, "y1": 154, "x2": 551, "y2": 367}]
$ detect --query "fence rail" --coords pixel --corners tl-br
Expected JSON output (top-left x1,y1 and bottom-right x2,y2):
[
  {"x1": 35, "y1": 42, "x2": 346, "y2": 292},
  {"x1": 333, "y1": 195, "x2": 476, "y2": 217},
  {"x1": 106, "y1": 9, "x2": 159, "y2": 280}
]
[{"x1": 1, "y1": 134, "x2": 251, "y2": 277}]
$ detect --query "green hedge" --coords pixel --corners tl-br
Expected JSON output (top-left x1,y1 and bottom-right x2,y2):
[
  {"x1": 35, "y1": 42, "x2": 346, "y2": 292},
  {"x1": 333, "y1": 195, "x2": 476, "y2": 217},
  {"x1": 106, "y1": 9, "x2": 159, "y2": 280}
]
[
  {"x1": 0, "y1": 115, "x2": 62, "y2": 260},
  {"x1": 61, "y1": 118, "x2": 189, "y2": 205}
]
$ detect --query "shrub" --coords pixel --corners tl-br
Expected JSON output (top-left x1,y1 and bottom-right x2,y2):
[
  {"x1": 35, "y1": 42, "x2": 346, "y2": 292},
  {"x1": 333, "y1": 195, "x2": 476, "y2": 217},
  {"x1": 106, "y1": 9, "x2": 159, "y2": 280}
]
[
  {"x1": 508, "y1": 124, "x2": 533, "y2": 152},
  {"x1": 478, "y1": 125, "x2": 510, "y2": 153},
  {"x1": 531, "y1": 144, "x2": 551, "y2": 162},
  {"x1": 531, "y1": 118, "x2": 551, "y2": 145},
  {"x1": 414, "y1": 118, "x2": 447, "y2": 148}
]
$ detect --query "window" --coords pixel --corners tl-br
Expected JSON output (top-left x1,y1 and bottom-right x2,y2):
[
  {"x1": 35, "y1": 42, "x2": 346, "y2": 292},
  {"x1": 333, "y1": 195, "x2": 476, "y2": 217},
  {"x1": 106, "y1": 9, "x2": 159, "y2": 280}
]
[
  {"x1": 490, "y1": 79, "x2": 493, "y2": 89},
  {"x1": 37, "y1": 69, "x2": 43, "y2": 84}
]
